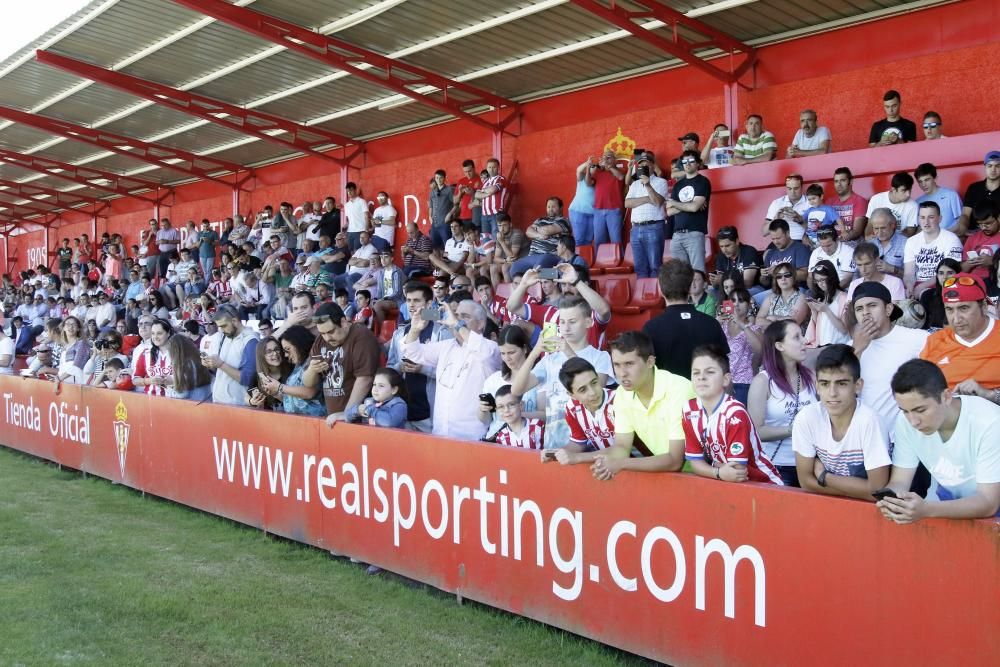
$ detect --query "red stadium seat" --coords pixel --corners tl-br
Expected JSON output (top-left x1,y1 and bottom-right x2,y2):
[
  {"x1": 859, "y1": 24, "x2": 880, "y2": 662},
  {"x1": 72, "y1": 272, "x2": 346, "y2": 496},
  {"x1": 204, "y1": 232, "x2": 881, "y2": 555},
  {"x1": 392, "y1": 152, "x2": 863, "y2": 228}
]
[
  {"x1": 593, "y1": 243, "x2": 622, "y2": 270},
  {"x1": 599, "y1": 276, "x2": 632, "y2": 308},
  {"x1": 577, "y1": 244, "x2": 594, "y2": 266},
  {"x1": 630, "y1": 277, "x2": 662, "y2": 310},
  {"x1": 604, "y1": 243, "x2": 634, "y2": 274}
]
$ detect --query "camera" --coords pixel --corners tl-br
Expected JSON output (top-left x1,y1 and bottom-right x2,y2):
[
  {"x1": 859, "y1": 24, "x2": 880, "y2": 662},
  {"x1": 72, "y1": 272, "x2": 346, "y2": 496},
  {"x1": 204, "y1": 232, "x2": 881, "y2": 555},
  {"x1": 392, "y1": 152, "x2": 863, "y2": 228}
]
[{"x1": 636, "y1": 166, "x2": 650, "y2": 178}]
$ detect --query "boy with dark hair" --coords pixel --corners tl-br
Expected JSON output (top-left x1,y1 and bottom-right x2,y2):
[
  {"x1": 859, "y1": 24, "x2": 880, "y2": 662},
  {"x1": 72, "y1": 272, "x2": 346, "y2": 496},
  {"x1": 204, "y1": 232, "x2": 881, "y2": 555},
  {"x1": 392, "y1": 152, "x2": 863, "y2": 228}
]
[
  {"x1": 801, "y1": 183, "x2": 842, "y2": 246},
  {"x1": 683, "y1": 345, "x2": 782, "y2": 484},
  {"x1": 353, "y1": 289, "x2": 374, "y2": 330},
  {"x1": 494, "y1": 385, "x2": 544, "y2": 450},
  {"x1": 878, "y1": 359, "x2": 1000, "y2": 522},
  {"x1": 869, "y1": 89, "x2": 917, "y2": 146},
  {"x1": 866, "y1": 171, "x2": 919, "y2": 236},
  {"x1": 792, "y1": 344, "x2": 891, "y2": 500},
  {"x1": 540, "y1": 357, "x2": 615, "y2": 465}
]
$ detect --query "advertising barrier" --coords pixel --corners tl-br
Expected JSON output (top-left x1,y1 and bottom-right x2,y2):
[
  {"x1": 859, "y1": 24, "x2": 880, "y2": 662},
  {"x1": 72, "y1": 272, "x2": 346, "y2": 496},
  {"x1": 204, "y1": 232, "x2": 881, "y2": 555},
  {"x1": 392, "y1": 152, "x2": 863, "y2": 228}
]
[{"x1": 1, "y1": 375, "x2": 997, "y2": 666}]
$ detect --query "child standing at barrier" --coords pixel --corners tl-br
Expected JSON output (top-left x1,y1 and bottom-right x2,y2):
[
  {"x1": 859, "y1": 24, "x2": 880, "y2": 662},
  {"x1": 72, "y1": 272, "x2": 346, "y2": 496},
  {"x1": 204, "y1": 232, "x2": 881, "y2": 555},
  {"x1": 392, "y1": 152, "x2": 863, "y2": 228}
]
[
  {"x1": 493, "y1": 385, "x2": 544, "y2": 449},
  {"x1": 683, "y1": 345, "x2": 783, "y2": 484},
  {"x1": 540, "y1": 357, "x2": 614, "y2": 464},
  {"x1": 345, "y1": 367, "x2": 408, "y2": 428}
]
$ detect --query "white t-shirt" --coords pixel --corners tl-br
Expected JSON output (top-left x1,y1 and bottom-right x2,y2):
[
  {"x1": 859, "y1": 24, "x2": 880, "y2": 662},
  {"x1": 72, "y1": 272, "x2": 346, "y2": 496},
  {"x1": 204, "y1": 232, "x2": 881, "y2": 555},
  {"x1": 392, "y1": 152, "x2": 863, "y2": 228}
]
[
  {"x1": 343, "y1": 197, "x2": 369, "y2": 233},
  {"x1": 0, "y1": 335, "x2": 14, "y2": 373},
  {"x1": 866, "y1": 192, "x2": 918, "y2": 230},
  {"x1": 792, "y1": 126, "x2": 831, "y2": 151},
  {"x1": 903, "y1": 229, "x2": 964, "y2": 283},
  {"x1": 372, "y1": 204, "x2": 397, "y2": 246},
  {"x1": 808, "y1": 243, "x2": 855, "y2": 279},
  {"x1": 765, "y1": 195, "x2": 809, "y2": 240},
  {"x1": 348, "y1": 243, "x2": 379, "y2": 276},
  {"x1": 846, "y1": 275, "x2": 906, "y2": 302},
  {"x1": 706, "y1": 146, "x2": 734, "y2": 169},
  {"x1": 301, "y1": 213, "x2": 322, "y2": 242},
  {"x1": 857, "y1": 325, "x2": 929, "y2": 437},
  {"x1": 443, "y1": 238, "x2": 471, "y2": 263},
  {"x1": 892, "y1": 396, "x2": 1000, "y2": 506},
  {"x1": 532, "y1": 345, "x2": 613, "y2": 449},
  {"x1": 625, "y1": 176, "x2": 669, "y2": 222},
  {"x1": 792, "y1": 401, "x2": 892, "y2": 478}
]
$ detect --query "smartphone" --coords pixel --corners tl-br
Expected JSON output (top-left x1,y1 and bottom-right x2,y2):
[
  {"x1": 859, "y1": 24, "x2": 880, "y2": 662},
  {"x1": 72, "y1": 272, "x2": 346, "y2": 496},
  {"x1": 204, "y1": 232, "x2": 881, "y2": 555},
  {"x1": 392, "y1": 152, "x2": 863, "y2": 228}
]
[
  {"x1": 872, "y1": 487, "x2": 898, "y2": 501},
  {"x1": 717, "y1": 130, "x2": 730, "y2": 139},
  {"x1": 479, "y1": 393, "x2": 496, "y2": 410},
  {"x1": 419, "y1": 307, "x2": 443, "y2": 321},
  {"x1": 541, "y1": 320, "x2": 561, "y2": 352},
  {"x1": 719, "y1": 300, "x2": 735, "y2": 317},
  {"x1": 538, "y1": 267, "x2": 560, "y2": 280},
  {"x1": 542, "y1": 450, "x2": 558, "y2": 461}
]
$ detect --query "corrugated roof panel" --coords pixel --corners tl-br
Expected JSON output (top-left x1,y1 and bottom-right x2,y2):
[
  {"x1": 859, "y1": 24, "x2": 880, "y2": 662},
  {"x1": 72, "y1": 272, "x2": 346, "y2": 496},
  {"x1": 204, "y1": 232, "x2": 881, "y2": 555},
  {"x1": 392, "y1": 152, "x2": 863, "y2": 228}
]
[
  {"x1": 47, "y1": 0, "x2": 209, "y2": 69},
  {"x1": 207, "y1": 142, "x2": 299, "y2": 169},
  {"x1": 98, "y1": 105, "x2": 226, "y2": 143},
  {"x1": 250, "y1": 0, "x2": 382, "y2": 29},
  {"x1": 0, "y1": 60, "x2": 86, "y2": 110},
  {"x1": 191, "y1": 49, "x2": 339, "y2": 107},
  {"x1": 0, "y1": 125, "x2": 63, "y2": 153},
  {"x1": 117, "y1": 21, "x2": 275, "y2": 90},
  {"x1": 38, "y1": 85, "x2": 147, "y2": 127},
  {"x1": 316, "y1": 103, "x2": 450, "y2": 140},
  {"x1": 253, "y1": 76, "x2": 398, "y2": 125}
]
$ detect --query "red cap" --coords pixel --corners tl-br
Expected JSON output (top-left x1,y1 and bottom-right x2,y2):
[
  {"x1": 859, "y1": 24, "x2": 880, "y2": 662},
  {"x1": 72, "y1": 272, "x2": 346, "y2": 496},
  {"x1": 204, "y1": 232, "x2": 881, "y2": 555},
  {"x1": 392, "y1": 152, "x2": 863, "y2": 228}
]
[{"x1": 941, "y1": 273, "x2": 988, "y2": 303}]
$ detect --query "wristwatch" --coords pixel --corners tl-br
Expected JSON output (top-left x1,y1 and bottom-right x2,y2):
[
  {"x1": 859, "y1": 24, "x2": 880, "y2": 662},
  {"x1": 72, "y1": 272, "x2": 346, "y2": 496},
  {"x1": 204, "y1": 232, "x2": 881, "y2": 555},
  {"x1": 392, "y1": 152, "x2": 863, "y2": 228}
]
[{"x1": 817, "y1": 469, "x2": 828, "y2": 487}]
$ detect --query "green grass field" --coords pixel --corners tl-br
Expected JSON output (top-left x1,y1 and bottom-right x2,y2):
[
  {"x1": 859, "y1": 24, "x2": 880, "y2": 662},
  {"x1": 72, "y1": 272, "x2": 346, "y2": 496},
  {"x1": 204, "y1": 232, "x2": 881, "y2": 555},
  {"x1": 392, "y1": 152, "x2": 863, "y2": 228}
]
[{"x1": 0, "y1": 446, "x2": 645, "y2": 666}]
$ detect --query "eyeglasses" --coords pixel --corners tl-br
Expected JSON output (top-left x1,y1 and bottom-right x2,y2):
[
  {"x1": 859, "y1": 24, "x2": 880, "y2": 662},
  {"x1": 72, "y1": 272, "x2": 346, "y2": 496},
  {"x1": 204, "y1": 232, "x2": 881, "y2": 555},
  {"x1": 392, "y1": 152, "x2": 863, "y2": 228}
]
[
  {"x1": 943, "y1": 276, "x2": 978, "y2": 288},
  {"x1": 775, "y1": 272, "x2": 793, "y2": 279},
  {"x1": 923, "y1": 122, "x2": 940, "y2": 129},
  {"x1": 264, "y1": 347, "x2": 281, "y2": 355}
]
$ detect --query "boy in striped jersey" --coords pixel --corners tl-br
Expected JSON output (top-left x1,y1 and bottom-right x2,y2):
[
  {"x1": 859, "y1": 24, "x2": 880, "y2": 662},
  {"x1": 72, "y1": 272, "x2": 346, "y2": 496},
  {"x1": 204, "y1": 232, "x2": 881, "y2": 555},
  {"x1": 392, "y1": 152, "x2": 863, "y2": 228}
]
[
  {"x1": 541, "y1": 357, "x2": 616, "y2": 465},
  {"x1": 792, "y1": 344, "x2": 892, "y2": 499},
  {"x1": 494, "y1": 385, "x2": 545, "y2": 450},
  {"x1": 683, "y1": 345, "x2": 783, "y2": 484}
]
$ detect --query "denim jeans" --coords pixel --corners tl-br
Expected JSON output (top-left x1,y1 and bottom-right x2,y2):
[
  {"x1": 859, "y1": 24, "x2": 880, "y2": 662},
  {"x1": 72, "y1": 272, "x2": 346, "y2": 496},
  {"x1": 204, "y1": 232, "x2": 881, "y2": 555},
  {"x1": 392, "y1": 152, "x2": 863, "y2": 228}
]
[
  {"x1": 629, "y1": 221, "x2": 665, "y2": 278},
  {"x1": 200, "y1": 256, "x2": 214, "y2": 278},
  {"x1": 592, "y1": 208, "x2": 623, "y2": 246},
  {"x1": 670, "y1": 230, "x2": 706, "y2": 271},
  {"x1": 480, "y1": 214, "x2": 499, "y2": 239},
  {"x1": 569, "y1": 209, "x2": 594, "y2": 246},
  {"x1": 429, "y1": 224, "x2": 451, "y2": 251},
  {"x1": 347, "y1": 231, "x2": 362, "y2": 253}
]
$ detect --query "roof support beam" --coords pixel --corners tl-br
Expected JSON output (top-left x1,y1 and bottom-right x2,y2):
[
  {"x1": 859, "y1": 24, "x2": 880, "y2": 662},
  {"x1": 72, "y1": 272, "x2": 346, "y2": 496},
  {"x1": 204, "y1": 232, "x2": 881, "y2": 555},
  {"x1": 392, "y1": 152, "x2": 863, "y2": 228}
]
[
  {"x1": 0, "y1": 147, "x2": 163, "y2": 204},
  {"x1": 0, "y1": 105, "x2": 248, "y2": 188},
  {"x1": 36, "y1": 49, "x2": 364, "y2": 167},
  {"x1": 568, "y1": 0, "x2": 756, "y2": 84},
  {"x1": 172, "y1": 0, "x2": 520, "y2": 133},
  {"x1": 0, "y1": 194, "x2": 62, "y2": 219},
  {"x1": 0, "y1": 176, "x2": 104, "y2": 211}
]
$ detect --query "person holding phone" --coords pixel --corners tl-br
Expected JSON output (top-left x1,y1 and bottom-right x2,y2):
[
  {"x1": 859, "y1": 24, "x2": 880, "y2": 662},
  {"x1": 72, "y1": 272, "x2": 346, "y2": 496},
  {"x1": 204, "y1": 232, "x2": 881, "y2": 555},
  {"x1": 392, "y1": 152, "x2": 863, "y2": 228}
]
[
  {"x1": 701, "y1": 124, "x2": 734, "y2": 169},
  {"x1": 877, "y1": 359, "x2": 1000, "y2": 523}
]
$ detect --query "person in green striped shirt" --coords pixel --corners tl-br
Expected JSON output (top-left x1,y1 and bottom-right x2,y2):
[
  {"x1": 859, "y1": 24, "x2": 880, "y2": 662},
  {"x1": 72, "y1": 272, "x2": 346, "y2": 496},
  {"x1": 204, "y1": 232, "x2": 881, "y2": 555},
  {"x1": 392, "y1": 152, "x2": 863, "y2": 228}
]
[{"x1": 732, "y1": 114, "x2": 778, "y2": 165}]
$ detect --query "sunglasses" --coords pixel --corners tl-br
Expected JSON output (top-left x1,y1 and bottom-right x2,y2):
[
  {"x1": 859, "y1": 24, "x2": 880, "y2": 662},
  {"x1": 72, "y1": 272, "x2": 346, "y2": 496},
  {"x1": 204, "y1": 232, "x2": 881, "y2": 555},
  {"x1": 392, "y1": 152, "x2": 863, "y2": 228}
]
[
  {"x1": 922, "y1": 122, "x2": 940, "y2": 129},
  {"x1": 681, "y1": 158, "x2": 697, "y2": 165},
  {"x1": 95, "y1": 340, "x2": 120, "y2": 350},
  {"x1": 775, "y1": 272, "x2": 793, "y2": 279},
  {"x1": 943, "y1": 276, "x2": 978, "y2": 288}
]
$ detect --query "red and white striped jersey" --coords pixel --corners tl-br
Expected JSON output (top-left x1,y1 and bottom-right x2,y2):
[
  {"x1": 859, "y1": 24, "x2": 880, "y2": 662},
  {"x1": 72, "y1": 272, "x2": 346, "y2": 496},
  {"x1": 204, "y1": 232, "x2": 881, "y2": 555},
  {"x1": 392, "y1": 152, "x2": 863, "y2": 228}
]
[
  {"x1": 496, "y1": 418, "x2": 545, "y2": 450},
  {"x1": 682, "y1": 395, "x2": 783, "y2": 484},
  {"x1": 566, "y1": 389, "x2": 616, "y2": 450},
  {"x1": 487, "y1": 295, "x2": 512, "y2": 325},
  {"x1": 481, "y1": 174, "x2": 508, "y2": 216},
  {"x1": 522, "y1": 302, "x2": 610, "y2": 350}
]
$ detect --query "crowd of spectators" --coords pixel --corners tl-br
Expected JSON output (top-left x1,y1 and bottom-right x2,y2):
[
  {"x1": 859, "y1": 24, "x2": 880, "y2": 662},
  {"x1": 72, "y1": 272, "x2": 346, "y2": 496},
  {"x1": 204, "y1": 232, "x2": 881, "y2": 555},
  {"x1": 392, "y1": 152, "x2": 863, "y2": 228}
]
[{"x1": 2, "y1": 89, "x2": 998, "y2": 527}]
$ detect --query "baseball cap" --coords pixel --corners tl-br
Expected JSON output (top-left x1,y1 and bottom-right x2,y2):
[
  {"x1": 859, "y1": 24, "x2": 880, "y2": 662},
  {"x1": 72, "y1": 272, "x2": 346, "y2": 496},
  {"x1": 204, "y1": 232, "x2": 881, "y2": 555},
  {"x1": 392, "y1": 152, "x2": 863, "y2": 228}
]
[
  {"x1": 313, "y1": 302, "x2": 345, "y2": 322},
  {"x1": 941, "y1": 273, "x2": 988, "y2": 303},
  {"x1": 678, "y1": 132, "x2": 700, "y2": 143},
  {"x1": 985, "y1": 151, "x2": 1000, "y2": 165},
  {"x1": 851, "y1": 281, "x2": 903, "y2": 320}
]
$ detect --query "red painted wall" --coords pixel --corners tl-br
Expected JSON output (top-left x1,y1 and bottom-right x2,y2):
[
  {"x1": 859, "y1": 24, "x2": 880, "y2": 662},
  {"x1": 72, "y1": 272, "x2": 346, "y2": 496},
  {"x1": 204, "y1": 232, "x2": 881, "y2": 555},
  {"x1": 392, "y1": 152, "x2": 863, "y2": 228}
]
[{"x1": 3, "y1": 0, "x2": 999, "y2": 275}]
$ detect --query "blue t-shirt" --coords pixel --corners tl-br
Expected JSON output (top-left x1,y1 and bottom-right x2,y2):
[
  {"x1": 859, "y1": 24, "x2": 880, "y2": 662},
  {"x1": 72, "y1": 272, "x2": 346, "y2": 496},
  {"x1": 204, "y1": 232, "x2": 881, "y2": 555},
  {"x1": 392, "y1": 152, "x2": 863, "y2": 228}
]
[
  {"x1": 916, "y1": 188, "x2": 963, "y2": 231},
  {"x1": 802, "y1": 205, "x2": 840, "y2": 244},
  {"x1": 569, "y1": 178, "x2": 595, "y2": 214},
  {"x1": 892, "y1": 395, "x2": 1000, "y2": 510},
  {"x1": 198, "y1": 230, "x2": 219, "y2": 258}
]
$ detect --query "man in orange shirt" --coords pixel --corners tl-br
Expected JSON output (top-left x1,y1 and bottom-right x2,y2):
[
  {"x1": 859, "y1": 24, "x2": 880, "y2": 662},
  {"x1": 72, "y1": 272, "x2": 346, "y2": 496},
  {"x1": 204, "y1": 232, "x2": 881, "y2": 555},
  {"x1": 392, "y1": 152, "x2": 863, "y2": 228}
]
[{"x1": 920, "y1": 273, "x2": 1000, "y2": 403}]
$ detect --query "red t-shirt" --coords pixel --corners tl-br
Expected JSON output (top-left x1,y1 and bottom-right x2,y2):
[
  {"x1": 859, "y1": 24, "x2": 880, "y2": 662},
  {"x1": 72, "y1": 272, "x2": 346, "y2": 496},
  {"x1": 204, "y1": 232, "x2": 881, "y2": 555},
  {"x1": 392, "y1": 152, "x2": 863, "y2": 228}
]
[
  {"x1": 825, "y1": 192, "x2": 869, "y2": 236},
  {"x1": 456, "y1": 176, "x2": 483, "y2": 220},
  {"x1": 962, "y1": 230, "x2": 1000, "y2": 281},
  {"x1": 592, "y1": 169, "x2": 624, "y2": 210}
]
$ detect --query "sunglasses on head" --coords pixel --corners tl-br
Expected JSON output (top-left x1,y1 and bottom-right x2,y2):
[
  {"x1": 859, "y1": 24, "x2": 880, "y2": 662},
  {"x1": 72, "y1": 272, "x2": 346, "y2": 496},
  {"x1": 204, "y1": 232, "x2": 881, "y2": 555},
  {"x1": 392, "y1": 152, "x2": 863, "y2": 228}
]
[
  {"x1": 943, "y1": 276, "x2": 978, "y2": 288},
  {"x1": 817, "y1": 230, "x2": 836, "y2": 238},
  {"x1": 312, "y1": 314, "x2": 333, "y2": 324}
]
